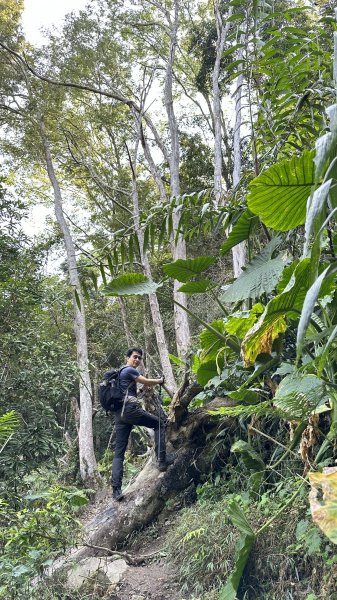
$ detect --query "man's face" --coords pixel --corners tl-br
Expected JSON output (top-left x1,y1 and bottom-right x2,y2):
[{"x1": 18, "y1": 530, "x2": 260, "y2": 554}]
[{"x1": 127, "y1": 351, "x2": 142, "y2": 368}]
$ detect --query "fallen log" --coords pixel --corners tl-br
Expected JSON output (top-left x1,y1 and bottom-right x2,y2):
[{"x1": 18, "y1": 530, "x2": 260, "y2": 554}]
[{"x1": 69, "y1": 395, "x2": 236, "y2": 559}]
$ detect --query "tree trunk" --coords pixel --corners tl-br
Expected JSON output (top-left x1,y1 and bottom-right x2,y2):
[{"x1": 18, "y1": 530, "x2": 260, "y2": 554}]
[
  {"x1": 129, "y1": 139, "x2": 177, "y2": 393},
  {"x1": 164, "y1": 0, "x2": 190, "y2": 359},
  {"x1": 231, "y1": 45, "x2": 246, "y2": 278},
  {"x1": 37, "y1": 114, "x2": 100, "y2": 487},
  {"x1": 212, "y1": 1, "x2": 232, "y2": 204}
]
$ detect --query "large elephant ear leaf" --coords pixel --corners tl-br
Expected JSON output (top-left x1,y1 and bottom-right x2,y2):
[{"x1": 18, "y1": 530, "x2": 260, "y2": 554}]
[
  {"x1": 242, "y1": 259, "x2": 311, "y2": 366},
  {"x1": 103, "y1": 273, "x2": 161, "y2": 296},
  {"x1": 221, "y1": 209, "x2": 259, "y2": 255},
  {"x1": 163, "y1": 256, "x2": 216, "y2": 282},
  {"x1": 221, "y1": 236, "x2": 287, "y2": 303},
  {"x1": 247, "y1": 150, "x2": 315, "y2": 231},
  {"x1": 273, "y1": 373, "x2": 328, "y2": 420}
]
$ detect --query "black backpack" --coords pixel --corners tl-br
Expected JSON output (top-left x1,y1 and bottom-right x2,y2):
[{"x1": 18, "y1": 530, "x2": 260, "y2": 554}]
[{"x1": 98, "y1": 367, "x2": 126, "y2": 412}]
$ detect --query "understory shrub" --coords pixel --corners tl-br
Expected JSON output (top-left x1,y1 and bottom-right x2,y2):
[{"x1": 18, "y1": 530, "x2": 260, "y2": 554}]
[
  {"x1": 0, "y1": 484, "x2": 89, "y2": 599},
  {"x1": 166, "y1": 476, "x2": 337, "y2": 600}
]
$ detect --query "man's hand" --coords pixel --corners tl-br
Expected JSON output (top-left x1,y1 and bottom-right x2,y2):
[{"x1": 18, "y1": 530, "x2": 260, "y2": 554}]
[{"x1": 159, "y1": 375, "x2": 165, "y2": 386}]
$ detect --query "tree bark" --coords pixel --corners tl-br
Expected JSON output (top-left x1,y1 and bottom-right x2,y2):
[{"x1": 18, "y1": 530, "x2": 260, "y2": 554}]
[
  {"x1": 164, "y1": 0, "x2": 191, "y2": 359},
  {"x1": 231, "y1": 42, "x2": 246, "y2": 277},
  {"x1": 37, "y1": 114, "x2": 100, "y2": 487},
  {"x1": 212, "y1": 1, "x2": 232, "y2": 204},
  {"x1": 128, "y1": 138, "x2": 177, "y2": 393}
]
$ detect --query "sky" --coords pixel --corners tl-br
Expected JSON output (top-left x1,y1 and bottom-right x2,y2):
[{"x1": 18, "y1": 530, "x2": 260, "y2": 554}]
[
  {"x1": 21, "y1": 0, "x2": 88, "y2": 245},
  {"x1": 22, "y1": 0, "x2": 88, "y2": 45}
]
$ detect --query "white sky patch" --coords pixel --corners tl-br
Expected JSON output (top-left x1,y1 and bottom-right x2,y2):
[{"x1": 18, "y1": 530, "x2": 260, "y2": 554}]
[{"x1": 22, "y1": 0, "x2": 88, "y2": 45}]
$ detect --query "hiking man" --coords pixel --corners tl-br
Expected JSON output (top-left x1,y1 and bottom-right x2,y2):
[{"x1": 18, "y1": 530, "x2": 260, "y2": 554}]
[{"x1": 112, "y1": 347, "x2": 175, "y2": 501}]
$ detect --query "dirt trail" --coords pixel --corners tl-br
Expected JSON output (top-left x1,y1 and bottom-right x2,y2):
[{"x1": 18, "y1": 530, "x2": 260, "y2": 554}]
[{"x1": 82, "y1": 487, "x2": 187, "y2": 600}]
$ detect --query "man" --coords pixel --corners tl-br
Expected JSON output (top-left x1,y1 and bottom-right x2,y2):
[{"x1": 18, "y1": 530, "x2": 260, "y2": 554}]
[{"x1": 111, "y1": 347, "x2": 175, "y2": 501}]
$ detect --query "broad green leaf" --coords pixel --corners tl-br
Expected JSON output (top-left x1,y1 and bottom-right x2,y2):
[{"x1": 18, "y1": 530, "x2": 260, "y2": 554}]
[
  {"x1": 242, "y1": 259, "x2": 311, "y2": 366},
  {"x1": 221, "y1": 237, "x2": 286, "y2": 303},
  {"x1": 309, "y1": 467, "x2": 337, "y2": 545},
  {"x1": 221, "y1": 210, "x2": 259, "y2": 255},
  {"x1": 231, "y1": 440, "x2": 265, "y2": 471},
  {"x1": 103, "y1": 273, "x2": 160, "y2": 296},
  {"x1": 273, "y1": 373, "x2": 328, "y2": 420},
  {"x1": 163, "y1": 256, "x2": 216, "y2": 282},
  {"x1": 225, "y1": 305, "x2": 264, "y2": 338},
  {"x1": 219, "y1": 500, "x2": 255, "y2": 600},
  {"x1": 197, "y1": 360, "x2": 222, "y2": 386},
  {"x1": 177, "y1": 280, "x2": 217, "y2": 294},
  {"x1": 248, "y1": 150, "x2": 315, "y2": 231},
  {"x1": 297, "y1": 263, "x2": 337, "y2": 360},
  {"x1": 200, "y1": 320, "x2": 227, "y2": 360}
]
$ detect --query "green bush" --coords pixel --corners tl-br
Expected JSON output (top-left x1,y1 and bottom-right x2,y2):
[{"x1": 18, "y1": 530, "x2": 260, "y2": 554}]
[{"x1": 0, "y1": 485, "x2": 89, "y2": 599}]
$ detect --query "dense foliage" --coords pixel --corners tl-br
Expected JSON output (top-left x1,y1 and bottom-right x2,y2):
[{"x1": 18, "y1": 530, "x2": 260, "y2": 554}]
[{"x1": 0, "y1": 0, "x2": 337, "y2": 598}]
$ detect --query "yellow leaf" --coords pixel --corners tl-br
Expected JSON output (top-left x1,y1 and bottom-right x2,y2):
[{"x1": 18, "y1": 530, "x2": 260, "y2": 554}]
[
  {"x1": 309, "y1": 467, "x2": 337, "y2": 544},
  {"x1": 241, "y1": 314, "x2": 287, "y2": 367}
]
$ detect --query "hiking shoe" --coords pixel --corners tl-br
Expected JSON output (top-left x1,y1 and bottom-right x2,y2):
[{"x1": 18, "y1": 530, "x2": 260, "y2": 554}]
[
  {"x1": 158, "y1": 452, "x2": 176, "y2": 472},
  {"x1": 112, "y1": 487, "x2": 124, "y2": 501}
]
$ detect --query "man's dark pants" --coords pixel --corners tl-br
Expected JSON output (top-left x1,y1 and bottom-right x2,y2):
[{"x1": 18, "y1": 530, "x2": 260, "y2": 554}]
[{"x1": 112, "y1": 401, "x2": 166, "y2": 489}]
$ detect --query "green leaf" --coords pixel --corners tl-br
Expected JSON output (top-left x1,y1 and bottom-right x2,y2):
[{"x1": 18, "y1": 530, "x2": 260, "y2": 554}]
[
  {"x1": 221, "y1": 210, "x2": 259, "y2": 255},
  {"x1": 227, "y1": 389, "x2": 261, "y2": 404},
  {"x1": 74, "y1": 289, "x2": 82, "y2": 311},
  {"x1": 209, "y1": 401, "x2": 273, "y2": 419},
  {"x1": 163, "y1": 256, "x2": 216, "y2": 282},
  {"x1": 221, "y1": 237, "x2": 286, "y2": 303},
  {"x1": 231, "y1": 440, "x2": 265, "y2": 471},
  {"x1": 200, "y1": 320, "x2": 227, "y2": 359},
  {"x1": 0, "y1": 411, "x2": 19, "y2": 448},
  {"x1": 247, "y1": 150, "x2": 315, "y2": 231},
  {"x1": 242, "y1": 259, "x2": 311, "y2": 366},
  {"x1": 168, "y1": 353, "x2": 184, "y2": 366},
  {"x1": 297, "y1": 262, "x2": 337, "y2": 359},
  {"x1": 99, "y1": 263, "x2": 107, "y2": 286},
  {"x1": 103, "y1": 273, "x2": 161, "y2": 296},
  {"x1": 314, "y1": 104, "x2": 337, "y2": 183},
  {"x1": 177, "y1": 279, "x2": 217, "y2": 294},
  {"x1": 197, "y1": 360, "x2": 220, "y2": 386},
  {"x1": 225, "y1": 305, "x2": 264, "y2": 338},
  {"x1": 143, "y1": 225, "x2": 150, "y2": 253},
  {"x1": 273, "y1": 373, "x2": 328, "y2": 420},
  {"x1": 128, "y1": 237, "x2": 134, "y2": 267},
  {"x1": 107, "y1": 254, "x2": 115, "y2": 276},
  {"x1": 219, "y1": 501, "x2": 255, "y2": 600},
  {"x1": 120, "y1": 241, "x2": 126, "y2": 266}
]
